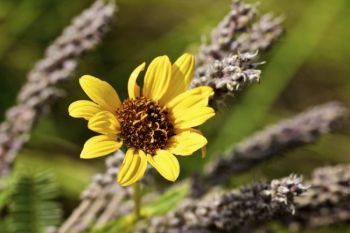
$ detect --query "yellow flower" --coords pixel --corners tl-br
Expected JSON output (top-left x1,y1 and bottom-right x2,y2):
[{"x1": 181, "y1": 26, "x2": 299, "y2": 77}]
[{"x1": 68, "y1": 53, "x2": 215, "y2": 186}]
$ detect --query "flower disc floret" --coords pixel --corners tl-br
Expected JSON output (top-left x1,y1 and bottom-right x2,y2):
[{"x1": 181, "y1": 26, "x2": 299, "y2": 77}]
[{"x1": 116, "y1": 96, "x2": 175, "y2": 155}]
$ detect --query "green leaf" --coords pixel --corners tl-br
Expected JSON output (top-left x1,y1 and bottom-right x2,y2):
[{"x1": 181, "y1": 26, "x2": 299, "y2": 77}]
[
  {"x1": 0, "y1": 218, "x2": 13, "y2": 233},
  {"x1": 90, "y1": 185, "x2": 188, "y2": 233},
  {"x1": 142, "y1": 185, "x2": 187, "y2": 216},
  {"x1": 7, "y1": 170, "x2": 62, "y2": 233},
  {"x1": 16, "y1": 149, "x2": 97, "y2": 198},
  {"x1": 0, "y1": 175, "x2": 16, "y2": 211}
]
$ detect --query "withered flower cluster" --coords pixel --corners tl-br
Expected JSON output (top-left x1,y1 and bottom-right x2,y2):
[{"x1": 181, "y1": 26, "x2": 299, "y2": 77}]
[
  {"x1": 192, "y1": 0, "x2": 283, "y2": 106},
  {"x1": 145, "y1": 175, "x2": 307, "y2": 233},
  {"x1": 190, "y1": 102, "x2": 347, "y2": 197}
]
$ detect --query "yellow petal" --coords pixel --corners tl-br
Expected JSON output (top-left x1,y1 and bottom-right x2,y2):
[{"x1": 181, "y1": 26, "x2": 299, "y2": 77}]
[
  {"x1": 147, "y1": 150, "x2": 179, "y2": 182},
  {"x1": 173, "y1": 53, "x2": 195, "y2": 87},
  {"x1": 68, "y1": 100, "x2": 102, "y2": 120},
  {"x1": 160, "y1": 53, "x2": 195, "y2": 104},
  {"x1": 79, "y1": 75, "x2": 121, "y2": 112},
  {"x1": 166, "y1": 86, "x2": 214, "y2": 112},
  {"x1": 117, "y1": 148, "x2": 147, "y2": 186},
  {"x1": 88, "y1": 111, "x2": 120, "y2": 135},
  {"x1": 167, "y1": 130, "x2": 207, "y2": 156},
  {"x1": 173, "y1": 107, "x2": 215, "y2": 129},
  {"x1": 143, "y1": 56, "x2": 171, "y2": 101},
  {"x1": 128, "y1": 63, "x2": 145, "y2": 99},
  {"x1": 80, "y1": 135, "x2": 122, "y2": 159}
]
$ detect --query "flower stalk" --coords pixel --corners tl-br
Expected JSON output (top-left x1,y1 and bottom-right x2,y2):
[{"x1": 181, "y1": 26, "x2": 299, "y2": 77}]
[{"x1": 133, "y1": 182, "x2": 142, "y2": 222}]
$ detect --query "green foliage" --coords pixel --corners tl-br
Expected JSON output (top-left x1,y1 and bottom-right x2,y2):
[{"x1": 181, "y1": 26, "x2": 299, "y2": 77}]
[
  {"x1": 91, "y1": 216, "x2": 134, "y2": 233},
  {"x1": 0, "y1": 219, "x2": 12, "y2": 233},
  {"x1": 0, "y1": 175, "x2": 15, "y2": 211},
  {"x1": 16, "y1": 149, "x2": 96, "y2": 198},
  {"x1": 142, "y1": 184, "x2": 187, "y2": 216},
  {"x1": 90, "y1": 185, "x2": 188, "y2": 233},
  {"x1": 0, "y1": 170, "x2": 62, "y2": 233}
]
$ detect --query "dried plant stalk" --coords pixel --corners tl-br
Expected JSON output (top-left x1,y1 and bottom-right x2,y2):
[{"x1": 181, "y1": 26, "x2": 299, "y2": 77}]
[
  {"x1": 230, "y1": 13, "x2": 284, "y2": 53},
  {"x1": 193, "y1": 1, "x2": 283, "y2": 106},
  {"x1": 142, "y1": 164, "x2": 350, "y2": 233},
  {"x1": 284, "y1": 164, "x2": 350, "y2": 230},
  {"x1": 195, "y1": 1, "x2": 283, "y2": 74},
  {"x1": 58, "y1": 151, "x2": 129, "y2": 233},
  {"x1": 139, "y1": 175, "x2": 307, "y2": 233},
  {"x1": 0, "y1": 0, "x2": 116, "y2": 176},
  {"x1": 195, "y1": 0, "x2": 257, "y2": 72},
  {"x1": 190, "y1": 102, "x2": 347, "y2": 197},
  {"x1": 191, "y1": 51, "x2": 262, "y2": 107}
]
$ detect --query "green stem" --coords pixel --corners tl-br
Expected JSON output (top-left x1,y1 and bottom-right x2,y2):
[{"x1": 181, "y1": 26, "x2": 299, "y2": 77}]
[{"x1": 132, "y1": 182, "x2": 142, "y2": 222}]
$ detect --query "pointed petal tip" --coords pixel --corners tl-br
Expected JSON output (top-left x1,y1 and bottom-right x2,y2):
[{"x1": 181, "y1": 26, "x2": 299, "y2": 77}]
[
  {"x1": 144, "y1": 55, "x2": 172, "y2": 101},
  {"x1": 128, "y1": 62, "x2": 146, "y2": 99},
  {"x1": 182, "y1": 52, "x2": 194, "y2": 59},
  {"x1": 80, "y1": 151, "x2": 93, "y2": 159},
  {"x1": 78, "y1": 74, "x2": 121, "y2": 112},
  {"x1": 68, "y1": 102, "x2": 75, "y2": 115},
  {"x1": 168, "y1": 174, "x2": 178, "y2": 182},
  {"x1": 118, "y1": 181, "x2": 128, "y2": 186},
  {"x1": 178, "y1": 53, "x2": 195, "y2": 64},
  {"x1": 117, "y1": 175, "x2": 129, "y2": 186},
  {"x1": 136, "y1": 62, "x2": 146, "y2": 70},
  {"x1": 79, "y1": 75, "x2": 99, "y2": 83}
]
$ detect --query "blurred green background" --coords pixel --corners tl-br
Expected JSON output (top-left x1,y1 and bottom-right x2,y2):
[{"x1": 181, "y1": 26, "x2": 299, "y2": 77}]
[{"x1": 1, "y1": 0, "x2": 350, "y2": 231}]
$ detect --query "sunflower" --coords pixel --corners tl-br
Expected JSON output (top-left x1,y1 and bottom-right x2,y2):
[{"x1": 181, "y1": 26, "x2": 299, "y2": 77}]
[{"x1": 68, "y1": 53, "x2": 215, "y2": 186}]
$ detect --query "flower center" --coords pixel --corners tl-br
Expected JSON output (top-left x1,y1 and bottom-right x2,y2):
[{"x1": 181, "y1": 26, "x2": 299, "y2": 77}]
[{"x1": 116, "y1": 96, "x2": 175, "y2": 155}]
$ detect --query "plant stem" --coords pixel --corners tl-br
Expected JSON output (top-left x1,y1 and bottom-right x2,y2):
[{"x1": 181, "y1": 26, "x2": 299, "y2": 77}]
[{"x1": 133, "y1": 182, "x2": 142, "y2": 222}]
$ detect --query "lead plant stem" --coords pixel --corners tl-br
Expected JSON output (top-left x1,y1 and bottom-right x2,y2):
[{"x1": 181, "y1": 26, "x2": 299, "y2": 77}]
[{"x1": 133, "y1": 182, "x2": 142, "y2": 222}]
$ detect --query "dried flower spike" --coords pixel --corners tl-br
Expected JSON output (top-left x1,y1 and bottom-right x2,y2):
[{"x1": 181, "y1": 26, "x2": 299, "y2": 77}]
[{"x1": 68, "y1": 54, "x2": 215, "y2": 186}]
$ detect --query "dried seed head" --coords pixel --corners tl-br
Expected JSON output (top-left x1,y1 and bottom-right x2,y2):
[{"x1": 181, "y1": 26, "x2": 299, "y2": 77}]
[{"x1": 116, "y1": 97, "x2": 175, "y2": 155}]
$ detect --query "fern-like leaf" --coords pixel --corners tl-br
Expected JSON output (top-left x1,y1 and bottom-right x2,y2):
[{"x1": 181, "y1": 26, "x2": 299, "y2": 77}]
[
  {"x1": 8, "y1": 171, "x2": 62, "y2": 233},
  {"x1": 0, "y1": 219, "x2": 12, "y2": 233}
]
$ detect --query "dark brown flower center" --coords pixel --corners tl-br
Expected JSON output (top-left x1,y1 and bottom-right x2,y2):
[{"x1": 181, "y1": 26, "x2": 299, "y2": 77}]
[{"x1": 116, "y1": 96, "x2": 175, "y2": 155}]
